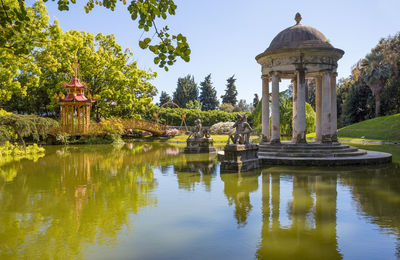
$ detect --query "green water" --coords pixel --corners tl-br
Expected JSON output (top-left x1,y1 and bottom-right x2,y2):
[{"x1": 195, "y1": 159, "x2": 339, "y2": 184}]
[{"x1": 1, "y1": 143, "x2": 400, "y2": 260}]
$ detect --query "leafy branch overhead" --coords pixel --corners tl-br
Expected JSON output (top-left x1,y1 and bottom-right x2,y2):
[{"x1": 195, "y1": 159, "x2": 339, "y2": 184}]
[{"x1": 44, "y1": 0, "x2": 191, "y2": 71}]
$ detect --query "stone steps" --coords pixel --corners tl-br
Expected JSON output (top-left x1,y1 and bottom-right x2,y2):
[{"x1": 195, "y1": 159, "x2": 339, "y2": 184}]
[
  {"x1": 259, "y1": 146, "x2": 356, "y2": 153},
  {"x1": 257, "y1": 142, "x2": 367, "y2": 159},
  {"x1": 258, "y1": 150, "x2": 367, "y2": 158},
  {"x1": 259, "y1": 144, "x2": 350, "y2": 151}
]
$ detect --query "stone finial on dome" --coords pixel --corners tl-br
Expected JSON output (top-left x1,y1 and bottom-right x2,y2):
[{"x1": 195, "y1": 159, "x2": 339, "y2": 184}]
[{"x1": 295, "y1": 12, "x2": 302, "y2": 25}]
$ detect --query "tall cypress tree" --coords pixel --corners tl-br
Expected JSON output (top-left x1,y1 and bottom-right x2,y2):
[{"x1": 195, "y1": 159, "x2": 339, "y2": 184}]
[
  {"x1": 199, "y1": 74, "x2": 219, "y2": 111},
  {"x1": 158, "y1": 91, "x2": 172, "y2": 106},
  {"x1": 173, "y1": 75, "x2": 198, "y2": 108},
  {"x1": 221, "y1": 75, "x2": 238, "y2": 106}
]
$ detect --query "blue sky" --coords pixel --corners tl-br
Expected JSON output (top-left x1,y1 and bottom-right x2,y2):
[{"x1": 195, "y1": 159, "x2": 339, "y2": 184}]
[{"x1": 40, "y1": 0, "x2": 400, "y2": 104}]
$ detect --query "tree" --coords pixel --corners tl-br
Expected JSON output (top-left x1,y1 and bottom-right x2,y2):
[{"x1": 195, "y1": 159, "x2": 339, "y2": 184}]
[
  {"x1": 0, "y1": 0, "x2": 190, "y2": 71},
  {"x1": 172, "y1": 75, "x2": 198, "y2": 108},
  {"x1": 356, "y1": 52, "x2": 391, "y2": 117},
  {"x1": 234, "y1": 99, "x2": 251, "y2": 112},
  {"x1": 252, "y1": 94, "x2": 259, "y2": 108},
  {"x1": 199, "y1": 74, "x2": 219, "y2": 111},
  {"x1": 221, "y1": 75, "x2": 238, "y2": 106},
  {"x1": 219, "y1": 103, "x2": 234, "y2": 113},
  {"x1": 339, "y1": 78, "x2": 374, "y2": 127},
  {"x1": 185, "y1": 100, "x2": 202, "y2": 110},
  {"x1": 0, "y1": 0, "x2": 49, "y2": 103},
  {"x1": 0, "y1": 114, "x2": 58, "y2": 146},
  {"x1": 1, "y1": 2, "x2": 157, "y2": 120},
  {"x1": 158, "y1": 91, "x2": 172, "y2": 106}
]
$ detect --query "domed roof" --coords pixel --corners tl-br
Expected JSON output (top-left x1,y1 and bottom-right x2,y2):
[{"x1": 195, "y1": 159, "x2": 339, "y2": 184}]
[{"x1": 265, "y1": 13, "x2": 333, "y2": 52}]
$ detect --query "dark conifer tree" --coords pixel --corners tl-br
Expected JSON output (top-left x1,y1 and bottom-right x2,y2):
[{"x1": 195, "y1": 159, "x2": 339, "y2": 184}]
[
  {"x1": 221, "y1": 75, "x2": 238, "y2": 106},
  {"x1": 199, "y1": 74, "x2": 219, "y2": 111},
  {"x1": 158, "y1": 91, "x2": 172, "y2": 106},
  {"x1": 173, "y1": 75, "x2": 198, "y2": 108}
]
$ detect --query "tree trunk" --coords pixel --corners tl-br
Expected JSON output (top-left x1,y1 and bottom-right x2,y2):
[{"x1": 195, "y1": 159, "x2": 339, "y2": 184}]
[
  {"x1": 17, "y1": 132, "x2": 25, "y2": 147},
  {"x1": 375, "y1": 93, "x2": 381, "y2": 117}
]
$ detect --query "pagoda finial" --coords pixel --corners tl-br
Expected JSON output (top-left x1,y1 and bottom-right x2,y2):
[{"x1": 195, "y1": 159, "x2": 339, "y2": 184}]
[
  {"x1": 72, "y1": 56, "x2": 79, "y2": 78},
  {"x1": 295, "y1": 12, "x2": 302, "y2": 25}
]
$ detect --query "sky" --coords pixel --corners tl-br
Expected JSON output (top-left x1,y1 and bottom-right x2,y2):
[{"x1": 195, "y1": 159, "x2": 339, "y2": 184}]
[{"x1": 39, "y1": 0, "x2": 400, "y2": 104}]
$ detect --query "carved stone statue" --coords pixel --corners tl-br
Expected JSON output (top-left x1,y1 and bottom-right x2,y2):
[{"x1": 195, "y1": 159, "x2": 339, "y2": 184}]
[
  {"x1": 185, "y1": 119, "x2": 214, "y2": 153},
  {"x1": 228, "y1": 114, "x2": 253, "y2": 145},
  {"x1": 187, "y1": 119, "x2": 209, "y2": 140}
]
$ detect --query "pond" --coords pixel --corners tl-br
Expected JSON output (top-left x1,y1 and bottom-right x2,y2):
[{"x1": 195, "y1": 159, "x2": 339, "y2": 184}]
[{"x1": 0, "y1": 142, "x2": 400, "y2": 260}]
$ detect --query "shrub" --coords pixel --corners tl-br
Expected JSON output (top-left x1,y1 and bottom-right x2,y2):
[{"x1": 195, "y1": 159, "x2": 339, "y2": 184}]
[
  {"x1": 56, "y1": 132, "x2": 70, "y2": 145},
  {"x1": 87, "y1": 118, "x2": 124, "y2": 143},
  {"x1": 249, "y1": 98, "x2": 315, "y2": 137},
  {"x1": 209, "y1": 122, "x2": 235, "y2": 134},
  {"x1": 165, "y1": 128, "x2": 180, "y2": 137},
  {"x1": 219, "y1": 103, "x2": 234, "y2": 113},
  {"x1": 145, "y1": 107, "x2": 248, "y2": 126},
  {"x1": 0, "y1": 114, "x2": 59, "y2": 146}
]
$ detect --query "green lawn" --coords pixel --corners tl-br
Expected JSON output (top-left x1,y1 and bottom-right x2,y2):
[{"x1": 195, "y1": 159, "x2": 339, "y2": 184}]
[
  {"x1": 308, "y1": 113, "x2": 400, "y2": 142},
  {"x1": 141, "y1": 134, "x2": 261, "y2": 144}
]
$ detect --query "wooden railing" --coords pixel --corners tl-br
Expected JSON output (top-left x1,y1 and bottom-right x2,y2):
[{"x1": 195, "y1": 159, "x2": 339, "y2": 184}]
[{"x1": 119, "y1": 118, "x2": 167, "y2": 135}]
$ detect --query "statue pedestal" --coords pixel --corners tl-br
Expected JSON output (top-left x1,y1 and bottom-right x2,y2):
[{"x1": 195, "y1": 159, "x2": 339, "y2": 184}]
[
  {"x1": 219, "y1": 144, "x2": 259, "y2": 172},
  {"x1": 184, "y1": 138, "x2": 216, "y2": 154}
]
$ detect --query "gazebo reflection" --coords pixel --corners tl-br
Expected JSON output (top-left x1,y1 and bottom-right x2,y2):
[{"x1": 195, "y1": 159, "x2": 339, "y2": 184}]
[{"x1": 256, "y1": 172, "x2": 341, "y2": 260}]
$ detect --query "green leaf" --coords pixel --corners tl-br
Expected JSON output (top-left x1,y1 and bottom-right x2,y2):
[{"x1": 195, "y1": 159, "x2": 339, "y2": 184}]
[{"x1": 139, "y1": 40, "x2": 148, "y2": 49}]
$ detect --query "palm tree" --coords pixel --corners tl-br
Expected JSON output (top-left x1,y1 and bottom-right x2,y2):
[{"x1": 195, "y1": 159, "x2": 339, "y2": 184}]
[{"x1": 354, "y1": 52, "x2": 391, "y2": 117}]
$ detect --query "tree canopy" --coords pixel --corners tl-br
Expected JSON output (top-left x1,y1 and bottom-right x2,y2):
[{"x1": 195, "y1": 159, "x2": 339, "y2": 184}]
[
  {"x1": 158, "y1": 91, "x2": 172, "y2": 106},
  {"x1": 0, "y1": 0, "x2": 190, "y2": 71},
  {"x1": 352, "y1": 32, "x2": 400, "y2": 117},
  {"x1": 1, "y1": 0, "x2": 157, "y2": 119},
  {"x1": 221, "y1": 75, "x2": 238, "y2": 106},
  {"x1": 199, "y1": 74, "x2": 219, "y2": 111},
  {"x1": 172, "y1": 75, "x2": 198, "y2": 108}
]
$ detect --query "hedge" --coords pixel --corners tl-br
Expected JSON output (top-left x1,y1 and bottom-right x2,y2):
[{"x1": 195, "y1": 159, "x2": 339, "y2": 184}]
[{"x1": 144, "y1": 107, "x2": 250, "y2": 126}]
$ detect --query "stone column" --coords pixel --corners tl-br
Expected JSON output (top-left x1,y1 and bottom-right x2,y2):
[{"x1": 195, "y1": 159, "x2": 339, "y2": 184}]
[
  {"x1": 315, "y1": 76, "x2": 322, "y2": 142},
  {"x1": 293, "y1": 69, "x2": 306, "y2": 143},
  {"x1": 291, "y1": 76, "x2": 297, "y2": 142},
  {"x1": 261, "y1": 75, "x2": 270, "y2": 143},
  {"x1": 271, "y1": 72, "x2": 280, "y2": 144},
  {"x1": 330, "y1": 72, "x2": 338, "y2": 142},
  {"x1": 321, "y1": 71, "x2": 332, "y2": 143}
]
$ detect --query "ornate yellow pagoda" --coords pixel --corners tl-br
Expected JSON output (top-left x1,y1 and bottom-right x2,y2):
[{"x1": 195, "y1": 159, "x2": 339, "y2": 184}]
[{"x1": 59, "y1": 58, "x2": 95, "y2": 135}]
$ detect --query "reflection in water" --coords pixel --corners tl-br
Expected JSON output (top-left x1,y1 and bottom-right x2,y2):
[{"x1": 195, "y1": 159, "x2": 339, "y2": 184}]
[
  {"x1": 0, "y1": 143, "x2": 399, "y2": 259},
  {"x1": 256, "y1": 172, "x2": 341, "y2": 260},
  {"x1": 174, "y1": 153, "x2": 217, "y2": 191},
  {"x1": 221, "y1": 171, "x2": 260, "y2": 227},
  {"x1": 0, "y1": 144, "x2": 161, "y2": 259},
  {"x1": 340, "y1": 164, "x2": 400, "y2": 258}
]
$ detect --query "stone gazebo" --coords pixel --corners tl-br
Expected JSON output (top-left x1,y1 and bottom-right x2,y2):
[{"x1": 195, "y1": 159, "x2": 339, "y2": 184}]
[{"x1": 253, "y1": 13, "x2": 392, "y2": 166}]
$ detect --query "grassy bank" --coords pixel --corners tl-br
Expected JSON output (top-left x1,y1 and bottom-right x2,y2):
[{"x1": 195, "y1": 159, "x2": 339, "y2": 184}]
[
  {"x1": 308, "y1": 113, "x2": 400, "y2": 142},
  {"x1": 138, "y1": 134, "x2": 261, "y2": 144},
  {"x1": 338, "y1": 113, "x2": 400, "y2": 142}
]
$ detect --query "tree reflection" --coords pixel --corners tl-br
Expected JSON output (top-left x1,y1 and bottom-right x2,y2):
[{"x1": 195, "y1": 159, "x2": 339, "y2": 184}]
[
  {"x1": 340, "y1": 163, "x2": 400, "y2": 258},
  {"x1": 220, "y1": 171, "x2": 260, "y2": 227},
  {"x1": 256, "y1": 172, "x2": 341, "y2": 260},
  {"x1": 0, "y1": 143, "x2": 161, "y2": 259}
]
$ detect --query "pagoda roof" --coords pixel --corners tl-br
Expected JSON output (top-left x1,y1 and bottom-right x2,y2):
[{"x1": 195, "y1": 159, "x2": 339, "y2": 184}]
[{"x1": 65, "y1": 77, "x2": 88, "y2": 89}]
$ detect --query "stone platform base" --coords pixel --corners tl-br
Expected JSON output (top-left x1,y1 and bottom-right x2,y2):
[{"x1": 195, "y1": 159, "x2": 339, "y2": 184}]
[
  {"x1": 219, "y1": 144, "x2": 259, "y2": 172},
  {"x1": 258, "y1": 141, "x2": 392, "y2": 166},
  {"x1": 184, "y1": 138, "x2": 216, "y2": 154}
]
